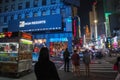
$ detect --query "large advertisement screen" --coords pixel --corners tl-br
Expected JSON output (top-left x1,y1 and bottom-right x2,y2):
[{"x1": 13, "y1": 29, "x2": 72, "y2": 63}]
[{"x1": 8, "y1": 14, "x2": 62, "y2": 32}]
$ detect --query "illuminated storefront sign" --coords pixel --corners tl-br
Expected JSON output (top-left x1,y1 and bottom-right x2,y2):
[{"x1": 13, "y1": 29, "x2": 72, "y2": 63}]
[
  {"x1": 50, "y1": 38, "x2": 68, "y2": 42},
  {"x1": 8, "y1": 14, "x2": 62, "y2": 32},
  {"x1": 0, "y1": 32, "x2": 13, "y2": 38},
  {"x1": 21, "y1": 33, "x2": 32, "y2": 40},
  {"x1": 19, "y1": 20, "x2": 46, "y2": 27}
]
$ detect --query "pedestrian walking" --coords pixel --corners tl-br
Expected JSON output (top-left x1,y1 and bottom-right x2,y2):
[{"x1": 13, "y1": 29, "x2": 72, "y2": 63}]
[
  {"x1": 34, "y1": 47, "x2": 60, "y2": 80},
  {"x1": 83, "y1": 49, "x2": 91, "y2": 77},
  {"x1": 114, "y1": 57, "x2": 120, "y2": 80},
  {"x1": 71, "y1": 50, "x2": 80, "y2": 77},
  {"x1": 63, "y1": 48, "x2": 70, "y2": 72}
]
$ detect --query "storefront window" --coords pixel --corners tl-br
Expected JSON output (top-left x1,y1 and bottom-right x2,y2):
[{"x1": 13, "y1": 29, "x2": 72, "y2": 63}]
[
  {"x1": 49, "y1": 38, "x2": 68, "y2": 57},
  {"x1": 33, "y1": 39, "x2": 46, "y2": 61},
  {"x1": 0, "y1": 42, "x2": 19, "y2": 53},
  {"x1": 50, "y1": 42, "x2": 68, "y2": 57}
]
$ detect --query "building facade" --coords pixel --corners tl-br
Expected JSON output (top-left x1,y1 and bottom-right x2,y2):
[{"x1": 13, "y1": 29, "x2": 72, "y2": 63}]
[{"x1": 0, "y1": 0, "x2": 80, "y2": 59}]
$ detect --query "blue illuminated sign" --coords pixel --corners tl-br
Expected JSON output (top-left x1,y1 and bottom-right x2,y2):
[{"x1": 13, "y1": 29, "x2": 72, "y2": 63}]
[
  {"x1": 50, "y1": 38, "x2": 68, "y2": 42},
  {"x1": 8, "y1": 14, "x2": 62, "y2": 32}
]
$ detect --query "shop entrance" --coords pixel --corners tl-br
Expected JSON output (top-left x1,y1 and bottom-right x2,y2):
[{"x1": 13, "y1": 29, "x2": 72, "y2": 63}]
[
  {"x1": 49, "y1": 42, "x2": 68, "y2": 57},
  {"x1": 33, "y1": 39, "x2": 46, "y2": 61}
]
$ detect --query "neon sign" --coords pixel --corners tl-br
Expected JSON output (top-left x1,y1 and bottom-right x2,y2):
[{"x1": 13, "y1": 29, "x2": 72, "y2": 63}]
[
  {"x1": 0, "y1": 32, "x2": 13, "y2": 38},
  {"x1": 0, "y1": 33, "x2": 5, "y2": 38},
  {"x1": 22, "y1": 33, "x2": 32, "y2": 40},
  {"x1": 73, "y1": 20, "x2": 77, "y2": 37}
]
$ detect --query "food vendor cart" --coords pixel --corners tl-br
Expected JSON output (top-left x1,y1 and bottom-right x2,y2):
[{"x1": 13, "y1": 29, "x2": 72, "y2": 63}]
[{"x1": 0, "y1": 32, "x2": 33, "y2": 77}]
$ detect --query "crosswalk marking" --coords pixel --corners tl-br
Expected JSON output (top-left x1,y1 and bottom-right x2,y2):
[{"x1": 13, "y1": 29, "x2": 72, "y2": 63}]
[{"x1": 59, "y1": 63, "x2": 117, "y2": 73}]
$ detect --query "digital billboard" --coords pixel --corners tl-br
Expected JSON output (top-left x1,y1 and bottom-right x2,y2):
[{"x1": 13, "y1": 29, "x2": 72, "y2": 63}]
[{"x1": 8, "y1": 14, "x2": 62, "y2": 32}]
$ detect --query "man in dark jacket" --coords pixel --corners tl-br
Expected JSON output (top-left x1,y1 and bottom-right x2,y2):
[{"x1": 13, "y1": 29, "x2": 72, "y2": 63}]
[
  {"x1": 63, "y1": 48, "x2": 70, "y2": 72},
  {"x1": 34, "y1": 47, "x2": 60, "y2": 80}
]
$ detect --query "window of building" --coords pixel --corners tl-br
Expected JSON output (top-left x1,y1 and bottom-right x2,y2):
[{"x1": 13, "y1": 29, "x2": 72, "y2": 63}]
[
  {"x1": 0, "y1": 0, "x2": 3, "y2": 4},
  {"x1": 4, "y1": 16, "x2": 7, "y2": 23},
  {"x1": 18, "y1": 14, "x2": 22, "y2": 19},
  {"x1": 11, "y1": 15, "x2": 14, "y2": 20},
  {"x1": 51, "y1": 0, "x2": 56, "y2": 4},
  {"x1": 18, "y1": 3, "x2": 22, "y2": 10},
  {"x1": 51, "y1": 9, "x2": 56, "y2": 15},
  {"x1": 42, "y1": 0, "x2": 46, "y2": 6},
  {"x1": 33, "y1": 12, "x2": 38, "y2": 17},
  {"x1": 12, "y1": 0, "x2": 15, "y2": 2},
  {"x1": 34, "y1": 0, "x2": 38, "y2": 7},
  {"x1": 26, "y1": 1, "x2": 30, "y2": 8},
  {"x1": 3, "y1": 28, "x2": 8, "y2": 32},
  {"x1": 25, "y1": 13, "x2": 30, "y2": 18},
  {"x1": 11, "y1": 4, "x2": 15, "y2": 11},
  {"x1": 5, "y1": 0, "x2": 9, "y2": 3},
  {"x1": 4, "y1": 6, "x2": 9, "y2": 12},
  {"x1": 60, "y1": 8, "x2": 66, "y2": 17},
  {"x1": 0, "y1": 7, "x2": 2, "y2": 13},
  {"x1": 41, "y1": 10, "x2": 46, "y2": 16}
]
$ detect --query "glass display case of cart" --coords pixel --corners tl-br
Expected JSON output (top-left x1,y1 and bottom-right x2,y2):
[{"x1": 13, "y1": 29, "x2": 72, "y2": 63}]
[{"x1": 0, "y1": 32, "x2": 33, "y2": 77}]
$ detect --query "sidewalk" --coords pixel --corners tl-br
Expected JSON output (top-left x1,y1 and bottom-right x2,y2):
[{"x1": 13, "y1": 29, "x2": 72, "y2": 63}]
[{"x1": 0, "y1": 69, "x2": 117, "y2": 80}]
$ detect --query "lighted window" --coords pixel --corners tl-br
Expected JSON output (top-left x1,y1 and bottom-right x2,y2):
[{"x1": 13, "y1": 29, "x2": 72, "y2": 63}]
[
  {"x1": 51, "y1": 9, "x2": 56, "y2": 15},
  {"x1": 33, "y1": 12, "x2": 38, "y2": 17},
  {"x1": 41, "y1": 10, "x2": 46, "y2": 16},
  {"x1": 25, "y1": 13, "x2": 30, "y2": 18}
]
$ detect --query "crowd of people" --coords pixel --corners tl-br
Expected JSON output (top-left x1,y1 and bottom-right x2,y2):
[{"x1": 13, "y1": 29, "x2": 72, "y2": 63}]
[
  {"x1": 34, "y1": 46, "x2": 120, "y2": 80},
  {"x1": 34, "y1": 46, "x2": 91, "y2": 80}
]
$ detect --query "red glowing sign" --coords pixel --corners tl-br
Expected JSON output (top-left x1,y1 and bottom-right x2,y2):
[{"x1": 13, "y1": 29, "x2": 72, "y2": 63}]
[
  {"x1": 22, "y1": 33, "x2": 32, "y2": 40},
  {"x1": 5, "y1": 32, "x2": 12, "y2": 37},
  {"x1": 93, "y1": 1, "x2": 97, "y2": 5},
  {"x1": 73, "y1": 20, "x2": 77, "y2": 37}
]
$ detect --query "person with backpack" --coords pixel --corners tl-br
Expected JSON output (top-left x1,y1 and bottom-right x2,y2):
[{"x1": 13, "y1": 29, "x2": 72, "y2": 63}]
[
  {"x1": 63, "y1": 48, "x2": 70, "y2": 72},
  {"x1": 83, "y1": 49, "x2": 91, "y2": 77}
]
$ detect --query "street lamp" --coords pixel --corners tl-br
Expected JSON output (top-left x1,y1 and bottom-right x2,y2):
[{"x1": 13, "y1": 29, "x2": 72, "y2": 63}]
[
  {"x1": 94, "y1": 19, "x2": 98, "y2": 40},
  {"x1": 93, "y1": 2, "x2": 98, "y2": 41}
]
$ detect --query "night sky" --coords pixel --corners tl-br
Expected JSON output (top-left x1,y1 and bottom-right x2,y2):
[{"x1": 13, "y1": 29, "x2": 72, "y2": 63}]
[{"x1": 78, "y1": 0, "x2": 95, "y2": 36}]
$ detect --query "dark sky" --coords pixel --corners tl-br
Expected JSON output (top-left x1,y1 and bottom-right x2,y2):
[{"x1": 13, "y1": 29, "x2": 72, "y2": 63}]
[{"x1": 78, "y1": 0, "x2": 95, "y2": 36}]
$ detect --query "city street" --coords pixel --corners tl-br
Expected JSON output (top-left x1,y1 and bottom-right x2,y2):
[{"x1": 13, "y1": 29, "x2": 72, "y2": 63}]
[{"x1": 0, "y1": 56, "x2": 118, "y2": 80}]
